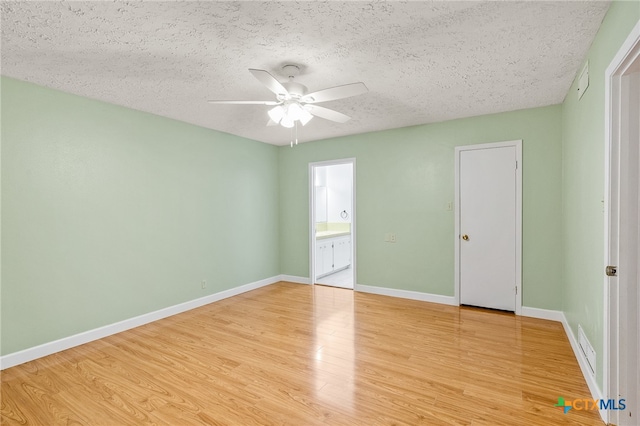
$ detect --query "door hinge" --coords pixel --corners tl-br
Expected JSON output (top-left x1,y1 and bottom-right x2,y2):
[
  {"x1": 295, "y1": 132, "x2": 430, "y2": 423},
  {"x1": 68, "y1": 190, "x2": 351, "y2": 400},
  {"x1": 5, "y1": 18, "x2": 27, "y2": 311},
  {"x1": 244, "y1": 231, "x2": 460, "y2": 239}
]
[
  {"x1": 515, "y1": 286, "x2": 518, "y2": 295},
  {"x1": 606, "y1": 265, "x2": 617, "y2": 277},
  {"x1": 515, "y1": 161, "x2": 518, "y2": 170}
]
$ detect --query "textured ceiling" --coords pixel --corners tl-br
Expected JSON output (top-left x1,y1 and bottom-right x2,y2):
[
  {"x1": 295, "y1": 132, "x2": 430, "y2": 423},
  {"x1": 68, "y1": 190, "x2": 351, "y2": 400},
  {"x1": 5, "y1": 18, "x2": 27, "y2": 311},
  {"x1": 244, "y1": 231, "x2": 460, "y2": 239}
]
[{"x1": 1, "y1": 1, "x2": 610, "y2": 146}]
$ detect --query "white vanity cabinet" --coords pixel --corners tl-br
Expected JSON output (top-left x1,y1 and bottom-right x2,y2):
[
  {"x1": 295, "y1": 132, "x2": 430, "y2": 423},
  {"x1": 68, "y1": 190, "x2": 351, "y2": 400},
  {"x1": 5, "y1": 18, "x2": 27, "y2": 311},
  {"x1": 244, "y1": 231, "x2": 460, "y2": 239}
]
[
  {"x1": 333, "y1": 236, "x2": 351, "y2": 270},
  {"x1": 316, "y1": 240, "x2": 334, "y2": 277},
  {"x1": 315, "y1": 235, "x2": 351, "y2": 278}
]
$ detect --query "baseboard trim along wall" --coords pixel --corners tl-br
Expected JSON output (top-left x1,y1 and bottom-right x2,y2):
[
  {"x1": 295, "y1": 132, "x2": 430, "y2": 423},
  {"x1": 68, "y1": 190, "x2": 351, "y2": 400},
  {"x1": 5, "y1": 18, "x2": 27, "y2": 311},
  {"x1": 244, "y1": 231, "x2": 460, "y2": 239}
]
[
  {"x1": 520, "y1": 306, "x2": 566, "y2": 322},
  {"x1": 355, "y1": 284, "x2": 458, "y2": 306},
  {"x1": 0, "y1": 275, "x2": 282, "y2": 370},
  {"x1": 560, "y1": 313, "x2": 606, "y2": 423},
  {"x1": 279, "y1": 275, "x2": 312, "y2": 285}
]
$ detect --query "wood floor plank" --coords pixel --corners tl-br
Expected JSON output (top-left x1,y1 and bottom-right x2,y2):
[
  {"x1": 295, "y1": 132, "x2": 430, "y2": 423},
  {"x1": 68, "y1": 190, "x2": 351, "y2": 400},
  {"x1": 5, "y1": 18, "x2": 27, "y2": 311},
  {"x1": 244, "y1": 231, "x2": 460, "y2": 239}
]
[{"x1": 1, "y1": 282, "x2": 603, "y2": 425}]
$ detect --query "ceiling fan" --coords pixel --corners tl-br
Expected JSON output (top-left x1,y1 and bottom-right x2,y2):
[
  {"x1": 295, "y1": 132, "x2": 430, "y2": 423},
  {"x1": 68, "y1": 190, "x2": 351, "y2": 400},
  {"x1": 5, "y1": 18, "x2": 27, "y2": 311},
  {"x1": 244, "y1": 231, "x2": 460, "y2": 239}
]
[{"x1": 208, "y1": 65, "x2": 368, "y2": 130}]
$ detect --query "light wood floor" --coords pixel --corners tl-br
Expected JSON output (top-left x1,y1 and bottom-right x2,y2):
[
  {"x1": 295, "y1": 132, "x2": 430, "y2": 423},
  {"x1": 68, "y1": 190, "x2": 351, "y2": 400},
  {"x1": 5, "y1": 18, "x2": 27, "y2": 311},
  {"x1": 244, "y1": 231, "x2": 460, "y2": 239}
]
[{"x1": 1, "y1": 282, "x2": 603, "y2": 425}]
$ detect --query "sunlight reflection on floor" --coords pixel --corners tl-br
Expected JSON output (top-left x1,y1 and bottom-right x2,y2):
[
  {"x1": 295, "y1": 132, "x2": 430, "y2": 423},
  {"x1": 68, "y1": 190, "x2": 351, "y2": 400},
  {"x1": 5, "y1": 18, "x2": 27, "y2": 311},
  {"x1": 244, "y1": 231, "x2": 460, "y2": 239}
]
[{"x1": 312, "y1": 285, "x2": 355, "y2": 413}]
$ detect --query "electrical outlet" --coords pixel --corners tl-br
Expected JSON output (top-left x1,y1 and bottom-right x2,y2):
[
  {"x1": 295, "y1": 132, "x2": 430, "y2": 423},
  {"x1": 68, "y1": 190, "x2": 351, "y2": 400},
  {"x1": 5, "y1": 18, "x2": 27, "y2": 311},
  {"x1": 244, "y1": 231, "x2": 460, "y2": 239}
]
[
  {"x1": 447, "y1": 202, "x2": 453, "y2": 211},
  {"x1": 390, "y1": 233, "x2": 397, "y2": 243},
  {"x1": 201, "y1": 280, "x2": 207, "y2": 289}
]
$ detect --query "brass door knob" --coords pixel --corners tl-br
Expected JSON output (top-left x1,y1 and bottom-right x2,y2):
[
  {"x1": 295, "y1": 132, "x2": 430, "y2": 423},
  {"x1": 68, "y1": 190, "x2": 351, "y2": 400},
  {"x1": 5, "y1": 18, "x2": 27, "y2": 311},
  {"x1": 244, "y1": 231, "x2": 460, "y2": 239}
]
[{"x1": 461, "y1": 234, "x2": 469, "y2": 241}]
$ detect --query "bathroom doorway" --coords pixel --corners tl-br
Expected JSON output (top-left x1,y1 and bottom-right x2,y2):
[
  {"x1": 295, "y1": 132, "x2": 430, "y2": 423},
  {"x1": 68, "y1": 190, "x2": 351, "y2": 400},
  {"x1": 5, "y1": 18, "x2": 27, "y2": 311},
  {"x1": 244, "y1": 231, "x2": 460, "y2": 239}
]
[{"x1": 309, "y1": 159, "x2": 355, "y2": 289}]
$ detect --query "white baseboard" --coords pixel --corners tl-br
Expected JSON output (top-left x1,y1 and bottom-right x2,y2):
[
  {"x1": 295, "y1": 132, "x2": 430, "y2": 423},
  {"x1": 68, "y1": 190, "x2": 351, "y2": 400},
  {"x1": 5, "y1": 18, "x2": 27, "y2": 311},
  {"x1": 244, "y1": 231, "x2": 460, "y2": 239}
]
[
  {"x1": 278, "y1": 275, "x2": 311, "y2": 285},
  {"x1": 520, "y1": 306, "x2": 565, "y2": 322},
  {"x1": 354, "y1": 284, "x2": 457, "y2": 306},
  {"x1": 560, "y1": 313, "x2": 606, "y2": 423},
  {"x1": 0, "y1": 275, "x2": 280, "y2": 370}
]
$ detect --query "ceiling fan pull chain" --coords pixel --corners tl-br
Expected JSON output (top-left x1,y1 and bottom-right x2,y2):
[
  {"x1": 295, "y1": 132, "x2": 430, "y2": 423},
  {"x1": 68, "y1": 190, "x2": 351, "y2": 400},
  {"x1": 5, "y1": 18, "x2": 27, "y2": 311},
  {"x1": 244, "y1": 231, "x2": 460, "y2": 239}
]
[
  {"x1": 290, "y1": 127, "x2": 294, "y2": 148},
  {"x1": 295, "y1": 121, "x2": 299, "y2": 145}
]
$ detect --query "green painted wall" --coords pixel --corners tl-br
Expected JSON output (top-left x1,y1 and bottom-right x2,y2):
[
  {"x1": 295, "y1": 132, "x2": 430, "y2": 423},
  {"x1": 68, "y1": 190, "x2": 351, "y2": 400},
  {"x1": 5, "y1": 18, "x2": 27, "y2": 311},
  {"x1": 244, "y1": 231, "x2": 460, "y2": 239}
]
[
  {"x1": 562, "y1": 1, "x2": 640, "y2": 390},
  {"x1": 279, "y1": 105, "x2": 563, "y2": 309},
  {"x1": 0, "y1": 77, "x2": 280, "y2": 355}
]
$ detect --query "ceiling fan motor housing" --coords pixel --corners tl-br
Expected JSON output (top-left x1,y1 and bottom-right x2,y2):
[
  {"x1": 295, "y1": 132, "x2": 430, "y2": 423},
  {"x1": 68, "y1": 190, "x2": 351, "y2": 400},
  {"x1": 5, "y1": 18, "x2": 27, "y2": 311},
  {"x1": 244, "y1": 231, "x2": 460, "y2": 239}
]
[{"x1": 281, "y1": 81, "x2": 307, "y2": 100}]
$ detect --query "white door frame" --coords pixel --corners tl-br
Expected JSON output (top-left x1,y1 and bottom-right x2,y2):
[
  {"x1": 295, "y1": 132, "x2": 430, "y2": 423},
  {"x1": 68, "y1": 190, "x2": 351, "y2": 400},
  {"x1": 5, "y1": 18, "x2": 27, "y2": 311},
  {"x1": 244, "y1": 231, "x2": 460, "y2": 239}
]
[
  {"x1": 604, "y1": 19, "x2": 640, "y2": 426},
  {"x1": 454, "y1": 140, "x2": 523, "y2": 314},
  {"x1": 309, "y1": 158, "x2": 356, "y2": 286}
]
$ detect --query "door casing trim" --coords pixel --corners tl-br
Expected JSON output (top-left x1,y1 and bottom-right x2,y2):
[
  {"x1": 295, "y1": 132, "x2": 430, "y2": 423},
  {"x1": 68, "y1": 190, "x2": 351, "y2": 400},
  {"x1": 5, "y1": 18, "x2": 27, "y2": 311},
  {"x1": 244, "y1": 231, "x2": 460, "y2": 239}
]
[{"x1": 454, "y1": 140, "x2": 523, "y2": 315}]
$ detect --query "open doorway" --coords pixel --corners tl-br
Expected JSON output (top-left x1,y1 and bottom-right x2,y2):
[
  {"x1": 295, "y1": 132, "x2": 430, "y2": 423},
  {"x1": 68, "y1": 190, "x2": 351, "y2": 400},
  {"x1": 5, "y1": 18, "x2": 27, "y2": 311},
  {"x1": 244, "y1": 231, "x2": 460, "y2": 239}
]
[{"x1": 310, "y1": 159, "x2": 355, "y2": 289}]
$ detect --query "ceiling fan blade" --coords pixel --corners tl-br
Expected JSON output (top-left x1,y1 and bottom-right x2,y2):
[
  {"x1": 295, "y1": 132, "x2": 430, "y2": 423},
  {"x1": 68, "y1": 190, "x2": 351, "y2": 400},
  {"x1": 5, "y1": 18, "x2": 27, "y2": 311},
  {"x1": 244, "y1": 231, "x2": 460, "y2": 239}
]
[
  {"x1": 267, "y1": 119, "x2": 279, "y2": 126},
  {"x1": 249, "y1": 69, "x2": 289, "y2": 97},
  {"x1": 207, "y1": 100, "x2": 280, "y2": 105},
  {"x1": 305, "y1": 105, "x2": 351, "y2": 123},
  {"x1": 301, "y1": 82, "x2": 368, "y2": 103}
]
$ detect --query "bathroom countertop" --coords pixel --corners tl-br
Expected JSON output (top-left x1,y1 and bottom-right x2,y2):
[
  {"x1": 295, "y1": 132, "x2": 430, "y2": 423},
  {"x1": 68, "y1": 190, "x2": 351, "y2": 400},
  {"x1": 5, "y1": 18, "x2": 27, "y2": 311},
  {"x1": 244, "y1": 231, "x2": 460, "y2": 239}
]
[{"x1": 315, "y1": 231, "x2": 351, "y2": 240}]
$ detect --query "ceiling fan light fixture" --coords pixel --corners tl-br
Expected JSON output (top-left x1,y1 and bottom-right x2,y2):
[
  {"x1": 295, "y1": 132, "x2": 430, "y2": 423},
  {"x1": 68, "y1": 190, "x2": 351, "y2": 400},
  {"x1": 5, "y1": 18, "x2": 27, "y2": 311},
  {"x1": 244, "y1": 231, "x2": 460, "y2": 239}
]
[
  {"x1": 286, "y1": 102, "x2": 304, "y2": 121},
  {"x1": 268, "y1": 105, "x2": 285, "y2": 123},
  {"x1": 280, "y1": 116, "x2": 295, "y2": 128},
  {"x1": 299, "y1": 109, "x2": 313, "y2": 126}
]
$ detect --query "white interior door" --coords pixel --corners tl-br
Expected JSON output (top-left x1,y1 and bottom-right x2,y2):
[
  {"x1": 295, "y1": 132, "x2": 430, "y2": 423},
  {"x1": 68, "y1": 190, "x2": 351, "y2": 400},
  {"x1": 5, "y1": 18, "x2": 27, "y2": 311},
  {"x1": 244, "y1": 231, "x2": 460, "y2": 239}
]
[
  {"x1": 456, "y1": 142, "x2": 521, "y2": 312},
  {"x1": 618, "y1": 69, "x2": 639, "y2": 426},
  {"x1": 606, "y1": 25, "x2": 640, "y2": 424}
]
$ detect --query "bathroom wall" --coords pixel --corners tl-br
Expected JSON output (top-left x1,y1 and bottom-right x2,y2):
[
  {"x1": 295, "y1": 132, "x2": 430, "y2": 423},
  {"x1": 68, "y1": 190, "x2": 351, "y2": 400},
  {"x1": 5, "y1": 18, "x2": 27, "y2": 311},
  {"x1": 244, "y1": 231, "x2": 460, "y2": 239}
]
[{"x1": 326, "y1": 163, "x2": 353, "y2": 224}]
